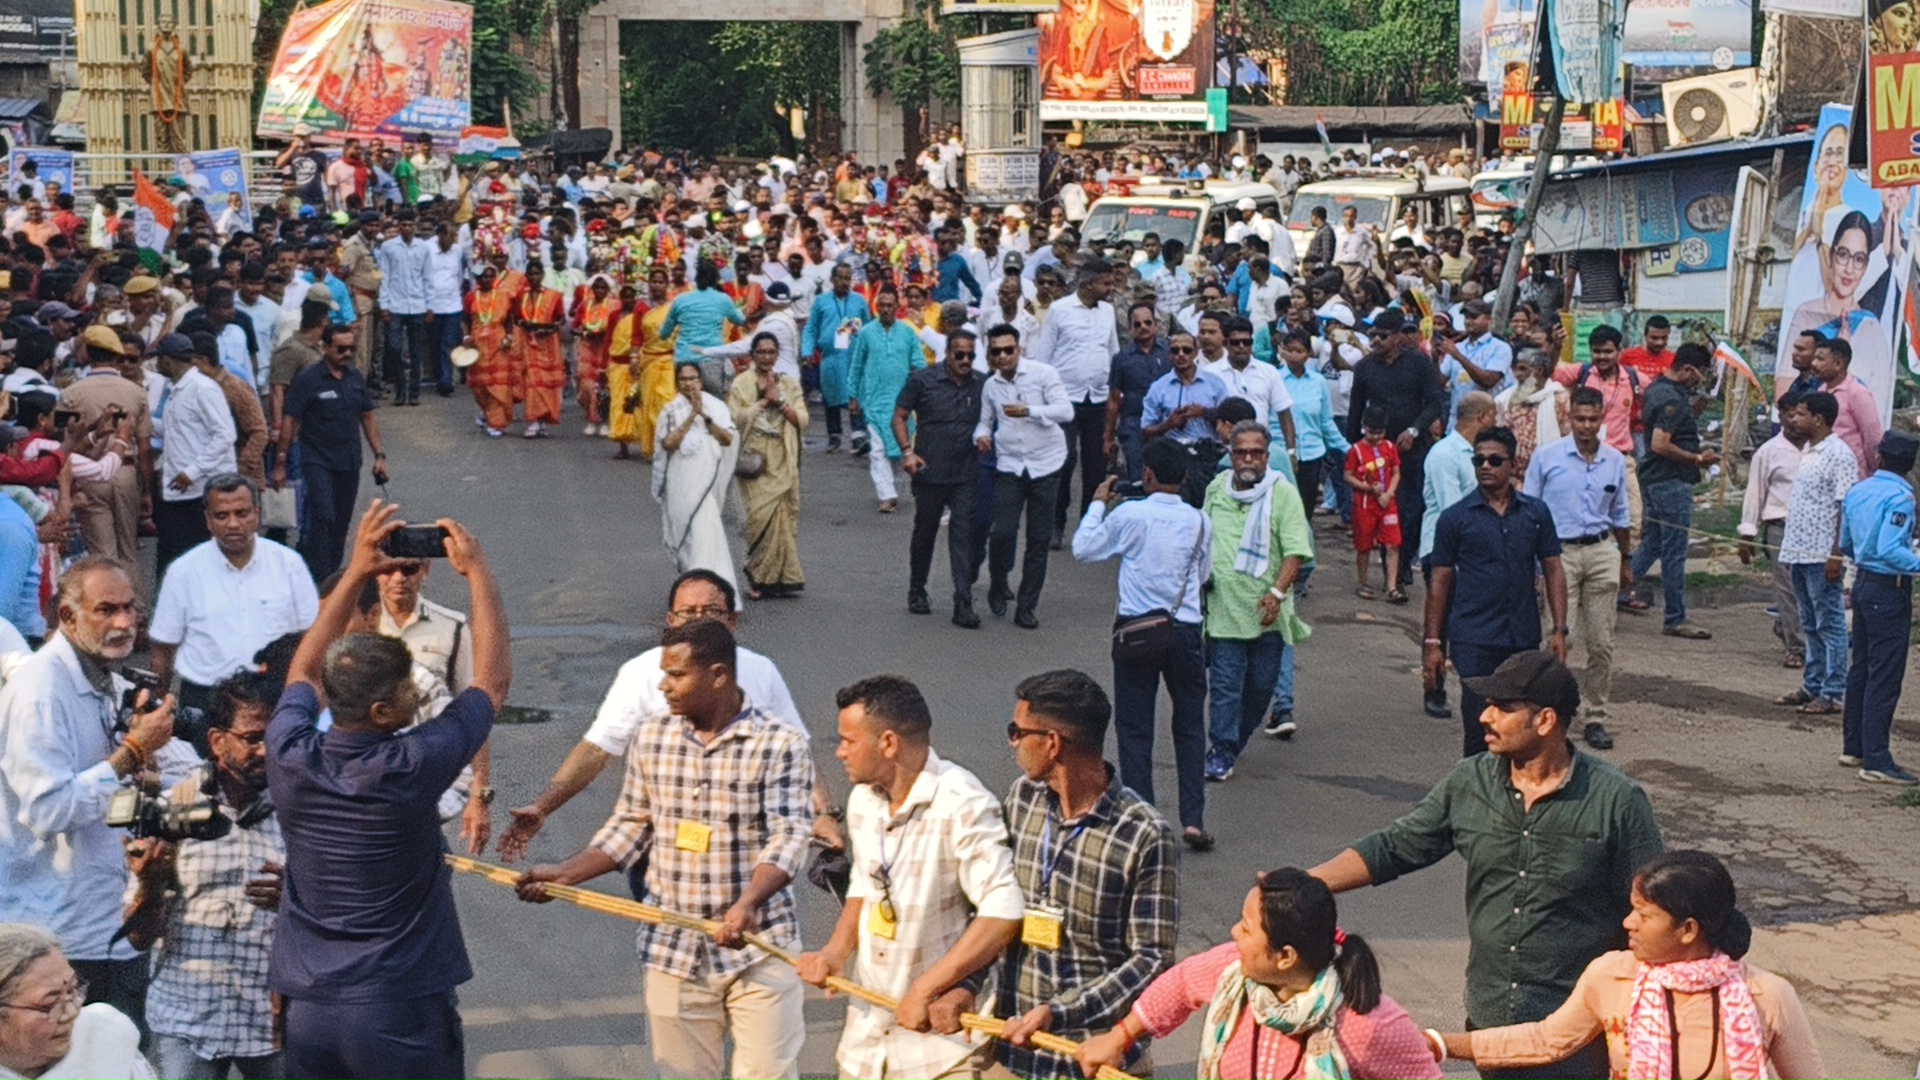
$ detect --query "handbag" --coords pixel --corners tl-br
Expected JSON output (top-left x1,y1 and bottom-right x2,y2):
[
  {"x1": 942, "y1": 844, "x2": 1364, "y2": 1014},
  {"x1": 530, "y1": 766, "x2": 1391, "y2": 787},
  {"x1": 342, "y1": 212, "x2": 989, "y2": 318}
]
[
  {"x1": 1110, "y1": 508, "x2": 1208, "y2": 664},
  {"x1": 734, "y1": 447, "x2": 767, "y2": 479},
  {"x1": 260, "y1": 486, "x2": 298, "y2": 531}
]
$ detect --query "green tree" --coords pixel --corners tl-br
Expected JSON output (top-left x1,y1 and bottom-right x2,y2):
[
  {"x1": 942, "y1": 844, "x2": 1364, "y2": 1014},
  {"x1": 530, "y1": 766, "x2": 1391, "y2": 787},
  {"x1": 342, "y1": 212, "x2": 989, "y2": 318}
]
[
  {"x1": 619, "y1": 22, "x2": 794, "y2": 156},
  {"x1": 1243, "y1": 0, "x2": 1465, "y2": 106},
  {"x1": 470, "y1": 0, "x2": 543, "y2": 127}
]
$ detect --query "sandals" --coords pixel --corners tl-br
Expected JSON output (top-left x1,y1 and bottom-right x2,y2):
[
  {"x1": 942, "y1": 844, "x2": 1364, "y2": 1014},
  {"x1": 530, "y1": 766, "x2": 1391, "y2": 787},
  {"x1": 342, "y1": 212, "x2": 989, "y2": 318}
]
[
  {"x1": 1618, "y1": 594, "x2": 1652, "y2": 613},
  {"x1": 878, "y1": 499, "x2": 898, "y2": 514},
  {"x1": 1776, "y1": 689, "x2": 1814, "y2": 707},
  {"x1": 1183, "y1": 828, "x2": 1216, "y2": 853},
  {"x1": 1385, "y1": 588, "x2": 1409, "y2": 605},
  {"x1": 1355, "y1": 585, "x2": 1378, "y2": 601},
  {"x1": 1797, "y1": 698, "x2": 1840, "y2": 716}
]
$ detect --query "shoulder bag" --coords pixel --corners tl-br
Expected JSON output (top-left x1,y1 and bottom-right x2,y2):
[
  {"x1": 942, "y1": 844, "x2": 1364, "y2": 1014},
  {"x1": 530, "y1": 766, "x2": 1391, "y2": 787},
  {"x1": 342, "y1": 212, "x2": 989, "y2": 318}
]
[{"x1": 1110, "y1": 507, "x2": 1208, "y2": 665}]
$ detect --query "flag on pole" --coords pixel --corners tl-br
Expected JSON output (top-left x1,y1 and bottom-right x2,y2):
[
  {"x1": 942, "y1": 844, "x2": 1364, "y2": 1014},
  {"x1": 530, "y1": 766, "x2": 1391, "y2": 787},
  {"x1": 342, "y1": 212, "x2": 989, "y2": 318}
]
[
  {"x1": 1315, "y1": 112, "x2": 1331, "y2": 152},
  {"x1": 132, "y1": 169, "x2": 175, "y2": 254},
  {"x1": 1712, "y1": 339, "x2": 1763, "y2": 393}
]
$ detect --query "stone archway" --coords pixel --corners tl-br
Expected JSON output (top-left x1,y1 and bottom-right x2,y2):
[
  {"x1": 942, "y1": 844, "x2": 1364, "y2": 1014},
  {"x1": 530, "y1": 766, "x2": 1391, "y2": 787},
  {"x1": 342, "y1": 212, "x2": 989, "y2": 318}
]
[{"x1": 576, "y1": 0, "x2": 906, "y2": 165}]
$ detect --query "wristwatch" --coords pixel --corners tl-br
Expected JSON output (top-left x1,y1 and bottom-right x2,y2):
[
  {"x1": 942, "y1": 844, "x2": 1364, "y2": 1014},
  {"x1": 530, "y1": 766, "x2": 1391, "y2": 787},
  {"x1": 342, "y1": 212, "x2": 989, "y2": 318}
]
[
  {"x1": 476, "y1": 786, "x2": 495, "y2": 807},
  {"x1": 1552, "y1": 625, "x2": 1570, "y2": 636}
]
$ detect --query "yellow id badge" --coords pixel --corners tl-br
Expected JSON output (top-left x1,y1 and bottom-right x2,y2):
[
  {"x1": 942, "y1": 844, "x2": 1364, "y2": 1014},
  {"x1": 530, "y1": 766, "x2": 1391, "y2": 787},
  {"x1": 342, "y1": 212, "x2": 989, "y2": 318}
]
[
  {"x1": 674, "y1": 820, "x2": 713, "y2": 854},
  {"x1": 867, "y1": 902, "x2": 898, "y2": 941},
  {"x1": 1021, "y1": 907, "x2": 1063, "y2": 950}
]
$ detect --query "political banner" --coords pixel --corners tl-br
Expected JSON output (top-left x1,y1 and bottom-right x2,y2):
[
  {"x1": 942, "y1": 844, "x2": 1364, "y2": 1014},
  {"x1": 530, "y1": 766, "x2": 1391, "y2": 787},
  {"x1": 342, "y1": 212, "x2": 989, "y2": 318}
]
[
  {"x1": 180, "y1": 149, "x2": 252, "y2": 228},
  {"x1": 1547, "y1": 0, "x2": 1623, "y2": 102},
  {"x1": 1460, "y1": 0, "x2": 1538, "y2": 95},
  {"x1": 1781, "y1": 102, "x2": 1913, "y2": 423},
  {"x1": 1038, "y1": 0, "x2": 1216, "y2": 123},
  {"x1": 258, "y1": 0, "x2": 472, "y2": 142},
  {"x1": 1868, "y1": 0, "x2": 1920, "y2": 186},
  {"x1": 9, "y1": 147, "x2": 71, "y2": 197},
  {"x1": 1465, "y1": 0, "x2": 1751, "y2": 87},
  {"x1": 132, "y1": 169, "x2": 175, "y2": 252}
]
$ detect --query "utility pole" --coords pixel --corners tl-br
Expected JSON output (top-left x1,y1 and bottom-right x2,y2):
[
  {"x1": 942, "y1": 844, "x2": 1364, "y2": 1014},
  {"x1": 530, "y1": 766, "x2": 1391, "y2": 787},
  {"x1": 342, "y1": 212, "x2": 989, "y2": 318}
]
[{"x1": 1492, "y1": 0, "x2": 1563, "y2": 332}]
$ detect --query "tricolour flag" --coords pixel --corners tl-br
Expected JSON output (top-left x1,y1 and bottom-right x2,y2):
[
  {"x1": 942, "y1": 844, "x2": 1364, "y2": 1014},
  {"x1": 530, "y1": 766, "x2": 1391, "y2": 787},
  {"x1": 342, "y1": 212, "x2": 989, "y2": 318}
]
[
  {"x1": 1713, "y1": 339, "x2": 1763, "y2": 393},
  {"x1": 1315, "y1": 112, "x2": 1331, "y2": 151},
  {"x1": 132, "y1": 168, "x2": 175, "y2": 253}
]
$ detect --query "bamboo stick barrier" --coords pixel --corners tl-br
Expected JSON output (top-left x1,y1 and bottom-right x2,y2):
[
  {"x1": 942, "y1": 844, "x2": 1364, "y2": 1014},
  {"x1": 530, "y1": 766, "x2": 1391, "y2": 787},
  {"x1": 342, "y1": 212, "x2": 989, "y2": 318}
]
[{"x1": 446, "y1": 855, "x2": 1135, "y2": 1079}]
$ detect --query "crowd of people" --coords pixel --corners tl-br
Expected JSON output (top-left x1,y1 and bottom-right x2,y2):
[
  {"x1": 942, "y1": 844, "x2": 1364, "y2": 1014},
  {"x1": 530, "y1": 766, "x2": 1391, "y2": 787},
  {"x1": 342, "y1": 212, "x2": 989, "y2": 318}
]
[{"x1": 0, "y1": 130, "x2": 1902, "y2": 1080}]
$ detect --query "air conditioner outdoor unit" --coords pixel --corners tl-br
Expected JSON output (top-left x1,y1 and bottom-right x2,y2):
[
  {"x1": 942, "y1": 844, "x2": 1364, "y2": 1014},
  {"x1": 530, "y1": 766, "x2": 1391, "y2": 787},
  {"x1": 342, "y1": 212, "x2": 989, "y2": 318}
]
[{"x1": 1662, "y1": 68, "x2": 1762, "y2": 146}]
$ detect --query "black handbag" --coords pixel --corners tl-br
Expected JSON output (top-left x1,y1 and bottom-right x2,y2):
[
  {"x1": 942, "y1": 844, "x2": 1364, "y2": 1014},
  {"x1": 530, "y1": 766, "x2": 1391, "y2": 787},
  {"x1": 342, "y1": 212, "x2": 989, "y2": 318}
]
[{"x1": 1110, "y1": 509, "x2": 1208, "y2": 664}]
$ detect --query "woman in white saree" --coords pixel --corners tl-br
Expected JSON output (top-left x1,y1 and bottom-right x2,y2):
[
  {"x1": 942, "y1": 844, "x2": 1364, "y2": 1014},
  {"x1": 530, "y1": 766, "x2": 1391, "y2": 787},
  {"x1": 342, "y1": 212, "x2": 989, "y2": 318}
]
[{"x1": 653, "y1": 363, "x2": 740, "y2": 594}]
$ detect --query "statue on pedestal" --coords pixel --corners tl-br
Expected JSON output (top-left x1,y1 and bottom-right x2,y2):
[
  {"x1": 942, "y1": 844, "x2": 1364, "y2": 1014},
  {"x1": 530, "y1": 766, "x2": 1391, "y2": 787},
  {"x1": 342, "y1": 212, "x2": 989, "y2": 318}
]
[{"x1": 147, "y1": 17, "x2": 193, "y2": 152}]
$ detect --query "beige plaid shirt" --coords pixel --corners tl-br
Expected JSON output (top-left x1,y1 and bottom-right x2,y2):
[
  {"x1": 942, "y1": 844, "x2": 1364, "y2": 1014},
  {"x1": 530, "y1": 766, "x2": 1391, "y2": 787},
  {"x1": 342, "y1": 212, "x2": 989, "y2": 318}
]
[{"x1": 838, "y1": 749, "x2": 1024, "y2": 1080}]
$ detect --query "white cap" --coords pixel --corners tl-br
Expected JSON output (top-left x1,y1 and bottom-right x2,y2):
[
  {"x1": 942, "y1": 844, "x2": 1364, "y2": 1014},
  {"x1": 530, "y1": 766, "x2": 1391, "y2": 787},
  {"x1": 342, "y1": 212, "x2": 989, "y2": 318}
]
[
  {"x1": 1232, "y1": 154, "x2": 1247, "y2": 169},
  {"x1": 1002, "y1": 204, "x2": 1026, "y2": 220},
  {"x1": 742, "y1": 220, "x2": 764, "y2": 240},
  {"x1": 1370, "y1": 153, "x2": 1384, "y2": 164},
  {"x1": 1377, "y1": 145, "x2": 1395, "y2": 156},
  {"x1": 1236, "y1": 197, "x2": 1256, "y2": 211},
  {"x1": 684, "y1": 212, "x2": 707, "y2": 228},
  {"x1": 732, "y1": 200, "x2": 752, "y2": 213}
]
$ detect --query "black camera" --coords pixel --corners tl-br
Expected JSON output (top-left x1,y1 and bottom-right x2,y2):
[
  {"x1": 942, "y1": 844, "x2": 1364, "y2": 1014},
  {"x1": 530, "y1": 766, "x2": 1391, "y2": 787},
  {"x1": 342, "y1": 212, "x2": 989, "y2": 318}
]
[
  {"x1": 1115, "y1": 480, "x2": 1147, "y2": 500},
  {"x1": 121, "y1": 666, "x2": 165, "y2": 713},
  {"x1": 106, "y1": 771, "x2": 231, "y2": 843}
]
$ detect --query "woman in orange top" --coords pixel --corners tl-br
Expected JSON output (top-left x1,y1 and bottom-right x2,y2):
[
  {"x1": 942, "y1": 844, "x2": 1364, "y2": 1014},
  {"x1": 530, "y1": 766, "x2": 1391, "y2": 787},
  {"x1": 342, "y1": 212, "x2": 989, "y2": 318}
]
[
  {"x1": 516, "y1": 257, "x2": 568, "y2": 437},
  {"x1": 605, "y1": 282, "x2": 648, "y2": 458},
  {"x1": 463, "y1": 265, "x2": 518, "y2": 438},
  {"x1": 573, "y1": 274, "x2": 621, "y2": 435}
]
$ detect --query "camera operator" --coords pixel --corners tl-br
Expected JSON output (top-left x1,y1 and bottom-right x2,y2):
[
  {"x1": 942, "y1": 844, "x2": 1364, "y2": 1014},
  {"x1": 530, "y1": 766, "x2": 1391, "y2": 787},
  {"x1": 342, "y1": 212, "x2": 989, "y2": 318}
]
[
  {"x1": 266, "y1": 501, "x2": 506, "y2": 1077},
  {"x1": 121, "y1": 672, "x2": 286, "y2": 1080},
  {"x1": 0, "y1": 555, "x2": 196, "y2": 1037}
]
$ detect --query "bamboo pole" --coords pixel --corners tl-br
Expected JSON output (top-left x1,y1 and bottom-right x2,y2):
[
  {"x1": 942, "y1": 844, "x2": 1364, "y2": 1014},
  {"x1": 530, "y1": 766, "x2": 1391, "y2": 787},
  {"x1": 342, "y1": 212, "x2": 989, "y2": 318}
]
[{"x1": 445, "y1": 856, "x2": 1137, "y2": 1080}]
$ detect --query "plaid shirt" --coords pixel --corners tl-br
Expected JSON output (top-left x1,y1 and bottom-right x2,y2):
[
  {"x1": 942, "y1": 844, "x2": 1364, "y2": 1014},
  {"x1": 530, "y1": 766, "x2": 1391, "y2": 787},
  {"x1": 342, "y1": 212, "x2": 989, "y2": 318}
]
[
  {"x1": 137, "y1": 769, "x2": 285, "y2": 1061},
  {"x1": 991, "y1": 771, "x2": 1177, "y2": 1080},
  {"x1": 840, "y1": 750, "x2": 1025, "y2": 1080},
  {"x1": 590, "y1": 702, "x2": 814, "y2": 981}
]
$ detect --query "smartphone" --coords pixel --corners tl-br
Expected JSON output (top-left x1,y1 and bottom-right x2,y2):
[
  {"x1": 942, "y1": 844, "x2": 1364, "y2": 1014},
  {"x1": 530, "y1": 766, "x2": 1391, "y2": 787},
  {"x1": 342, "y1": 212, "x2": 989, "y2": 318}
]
[
  {"x1": 382, "y1": 525, "x2": 449, "y2": 559},
  {"x1": 52, "y1": 408, "x2": 79, "y2": 432}
]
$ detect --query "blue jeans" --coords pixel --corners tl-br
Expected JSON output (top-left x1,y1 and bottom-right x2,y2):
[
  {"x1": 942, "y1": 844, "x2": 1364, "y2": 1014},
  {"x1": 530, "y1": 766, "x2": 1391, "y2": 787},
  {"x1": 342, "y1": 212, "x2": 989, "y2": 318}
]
[
  {"x1": 1844, "y1": 576, "x2": 1912, "y2": 772},
  {"x1": 1630, "y1": 478, "x2": 1693, "y2": 627},
  {"x1": 152, "y1": 1034, "x2": 282, "y2": 1079},
  {"x1": 384, "y1": 312, "x2": 427, "y2": 399},
  {"x1": 429, "y1": 310, "x2": 463, "y2": 390},
  {"x1": 1208, "y1": 634, "x2": 1287, "y2": 757},
  {"x1": 1791, "y1": 563, "x2": 1849, "y2": 700}
]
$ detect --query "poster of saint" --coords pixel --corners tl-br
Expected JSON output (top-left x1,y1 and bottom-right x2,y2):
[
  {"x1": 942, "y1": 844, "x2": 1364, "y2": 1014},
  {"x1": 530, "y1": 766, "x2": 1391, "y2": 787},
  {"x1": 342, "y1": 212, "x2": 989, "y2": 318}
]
[
  {"x1": 1038, "y1": 0, "x2": 1216, "y2": 122},
  {"x1": 257, "y1": 0, "x2": 472, "y2": 142}
]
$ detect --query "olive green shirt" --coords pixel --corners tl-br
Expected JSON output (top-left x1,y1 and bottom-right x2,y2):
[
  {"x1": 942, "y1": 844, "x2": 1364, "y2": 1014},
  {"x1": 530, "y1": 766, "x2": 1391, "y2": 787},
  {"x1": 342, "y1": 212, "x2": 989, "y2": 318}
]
[
  {"x1": 1200, "y1": 471, "x2": 1315, "y2": 641},
  {"x1": 1352, "y1": 749, "x2": 1663, "y2": 1028}
]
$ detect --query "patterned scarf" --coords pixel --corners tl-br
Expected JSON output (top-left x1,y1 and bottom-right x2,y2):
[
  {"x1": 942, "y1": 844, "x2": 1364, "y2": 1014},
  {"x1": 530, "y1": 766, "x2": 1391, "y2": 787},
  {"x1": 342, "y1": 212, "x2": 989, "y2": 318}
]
[
  {"x1": 1625, "y1": 952, "x2": 1768, "y2": 1080},
  {"x1": 1197, "y1": 961, "x2": 1351, "y2": 1080}
]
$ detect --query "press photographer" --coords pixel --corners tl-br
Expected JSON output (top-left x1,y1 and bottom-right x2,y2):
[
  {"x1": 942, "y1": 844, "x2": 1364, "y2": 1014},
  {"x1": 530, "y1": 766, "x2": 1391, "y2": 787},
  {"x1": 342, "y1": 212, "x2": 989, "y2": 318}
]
[
  {"x1": 121, "y1": 672, "x2": 286, "y2": 1080},
  {"x1": 0, "y1": 555, "x2": 197, "y2": 1036}
]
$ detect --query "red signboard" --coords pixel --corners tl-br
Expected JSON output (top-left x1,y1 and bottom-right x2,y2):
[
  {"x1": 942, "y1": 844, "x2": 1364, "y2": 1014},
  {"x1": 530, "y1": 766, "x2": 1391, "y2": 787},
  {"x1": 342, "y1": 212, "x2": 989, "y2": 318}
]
[{"x1": 1869, "y1": 50, "x2": 1920, "y2": 186}]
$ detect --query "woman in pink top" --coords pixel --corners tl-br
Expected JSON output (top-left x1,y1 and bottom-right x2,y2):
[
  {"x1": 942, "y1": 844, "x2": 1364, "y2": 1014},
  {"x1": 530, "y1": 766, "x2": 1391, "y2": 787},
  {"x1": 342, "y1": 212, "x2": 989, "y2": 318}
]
[
  {"x1": 1434, "y1": 851, "x2": 1825, "y2": 1079},
  {"x1": 1077, "y1": 868, "x2": 1442, "y2": 1079}
]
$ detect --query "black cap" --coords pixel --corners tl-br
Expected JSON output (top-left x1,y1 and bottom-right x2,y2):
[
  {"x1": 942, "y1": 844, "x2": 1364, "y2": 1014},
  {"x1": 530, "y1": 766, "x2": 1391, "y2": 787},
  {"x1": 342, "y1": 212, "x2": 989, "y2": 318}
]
[{"x1": 1460, "y1": 650, "x2": 1581, "y2": 719}]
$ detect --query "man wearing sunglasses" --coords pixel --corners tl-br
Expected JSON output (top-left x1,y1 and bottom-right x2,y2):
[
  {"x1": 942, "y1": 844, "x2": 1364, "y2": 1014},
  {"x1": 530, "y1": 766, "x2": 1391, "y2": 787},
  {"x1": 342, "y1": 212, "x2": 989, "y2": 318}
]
[
  {"x1": 797, "y1": 675, "x2": 1022, "y2": 1079},
  {"x1": 1424, "y1": 425, "x2": 1569, "y2": 757}
]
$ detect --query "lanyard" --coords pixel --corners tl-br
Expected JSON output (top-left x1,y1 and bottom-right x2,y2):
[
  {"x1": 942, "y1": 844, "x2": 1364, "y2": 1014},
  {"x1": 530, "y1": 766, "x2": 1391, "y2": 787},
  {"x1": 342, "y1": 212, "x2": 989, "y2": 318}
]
[{"x1": 1037, "y1": 806, "x2": 1091, "y2": 902}]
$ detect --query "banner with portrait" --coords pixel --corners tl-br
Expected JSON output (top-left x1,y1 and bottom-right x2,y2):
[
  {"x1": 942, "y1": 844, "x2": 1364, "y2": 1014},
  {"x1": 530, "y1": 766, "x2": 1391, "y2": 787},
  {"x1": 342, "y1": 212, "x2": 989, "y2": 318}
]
[
  {"x1": 178, "y1": 149, "x2": 252, "y2": 228},
  {"x1": 1038, "y1": 0, "x2": 1216, "y2": 123},
  {"x1": 257, "y1": 0, "x2": 472, "y2": 142},
  {"x1": 8, "y1": 147, "x2": 71, "y2": 196},
  {"x1": 1460, "y1": 0, "x2": 1538, "y2": 96},
  {"x1": 1780, "y1": 102, "x2": 1914, "y2": 423}
]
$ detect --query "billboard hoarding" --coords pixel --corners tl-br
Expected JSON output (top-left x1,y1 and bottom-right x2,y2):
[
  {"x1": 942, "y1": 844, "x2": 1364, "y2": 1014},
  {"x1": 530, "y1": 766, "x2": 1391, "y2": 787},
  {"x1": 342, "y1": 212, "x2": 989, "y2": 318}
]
[
  {"x1": 258, "y1": 0, "x2": 472, "y2": 142},
  {"x1": 9, "y1": 148, "x2": 72, "y2": 193},
  {"x1": 1868, "y1": 0, "x2": 1920, "y2": 187},
  {"x1": 1038, "y1": 0, "x2": 1215, "y2": 123},
  {"x1": 1463, "y1": 0, "x2": 1751, "y2": 87}
]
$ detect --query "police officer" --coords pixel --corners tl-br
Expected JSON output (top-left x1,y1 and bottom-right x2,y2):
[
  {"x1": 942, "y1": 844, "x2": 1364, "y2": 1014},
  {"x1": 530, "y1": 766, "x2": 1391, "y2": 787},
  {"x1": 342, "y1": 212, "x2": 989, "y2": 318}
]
[{"x1": 1838, "y1": 431, "x2": 1920, "y2": 785}]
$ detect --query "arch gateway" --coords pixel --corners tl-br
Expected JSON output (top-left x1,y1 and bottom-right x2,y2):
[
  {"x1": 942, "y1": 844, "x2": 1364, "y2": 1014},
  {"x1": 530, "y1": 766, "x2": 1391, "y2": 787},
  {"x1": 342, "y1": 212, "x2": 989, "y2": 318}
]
[{"x1": 575, "y1": 0, "x2": 907, "y2": 164}]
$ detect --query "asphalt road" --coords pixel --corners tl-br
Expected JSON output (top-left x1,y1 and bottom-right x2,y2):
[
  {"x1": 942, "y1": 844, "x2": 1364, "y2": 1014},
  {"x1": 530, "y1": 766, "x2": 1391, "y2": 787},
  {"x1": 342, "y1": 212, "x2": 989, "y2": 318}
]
[{"x1": 370, "y1": 390, "x2": 1477, "y2": 1078}]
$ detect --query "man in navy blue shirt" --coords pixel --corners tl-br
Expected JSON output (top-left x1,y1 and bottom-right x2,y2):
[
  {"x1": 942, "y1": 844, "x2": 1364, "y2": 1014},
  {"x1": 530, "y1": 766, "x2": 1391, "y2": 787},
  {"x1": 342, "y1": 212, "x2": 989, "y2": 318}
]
[
  {"x1": 1425, "y1": 426, "x2": 1569, "y2": 757},
  {"x1": 266, "y1": 500, "x2": 509, "y2": 1078}
]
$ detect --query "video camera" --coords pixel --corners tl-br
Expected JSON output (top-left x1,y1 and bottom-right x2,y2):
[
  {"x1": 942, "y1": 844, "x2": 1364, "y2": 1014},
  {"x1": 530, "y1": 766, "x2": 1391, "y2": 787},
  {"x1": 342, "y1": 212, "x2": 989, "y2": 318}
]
[{"x1": 105, "y1": 770, "x2": 232, "y2": 843}]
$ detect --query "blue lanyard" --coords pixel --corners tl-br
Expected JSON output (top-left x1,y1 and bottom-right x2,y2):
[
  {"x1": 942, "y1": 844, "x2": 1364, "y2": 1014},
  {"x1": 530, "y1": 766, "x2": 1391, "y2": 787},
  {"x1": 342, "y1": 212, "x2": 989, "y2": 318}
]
[{"x1": 1037, "y1": 807, "x2": 1090, "y2": 902}]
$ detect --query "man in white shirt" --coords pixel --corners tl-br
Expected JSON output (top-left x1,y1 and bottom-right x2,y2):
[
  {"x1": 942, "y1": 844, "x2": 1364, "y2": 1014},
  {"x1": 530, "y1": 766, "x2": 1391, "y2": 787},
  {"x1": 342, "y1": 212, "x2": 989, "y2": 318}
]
[
  {"x1": 1206, "y1": 316, "x2": 1297, "y2": 470},
  {"x1": 495, "y1": 569, "x2": 837, "y2": 864},
  {"x1": 975, "y1": 324, "x2": 1075, "y2": 630},
  {"x1": 1737, "y1": 395, "x2": 1809, "y2": 667},
  {"x1": 0, "y1": 556, "x2": 197, "y2": 1034},
  {"x1": 153, "y1": 333, "x2": 238, "y2": 579},
  {"x1": 235, "y1": 267, "x2": 283, "y2": 387},
  {"x1": 424, "y1": 221, "x2": 469, "y2": 397},
  {"x1": 797, "y1": 675, "x2": 1023, "y2": 1080},
  {"x1": 149, "y1": 475, "x2": 318, "y2": 721},
  {"x1": 1026, "y1": 256, "x2": 1120, "y2": 545},
  {"x1": 1332, "y1": 205, "x2": 1378, "y2": 289},
  {"x1": 375, "y1": 210, "x2": 433, "y2": 405},
  {"x1": 1244, "y1": 256, "x2": 1287, "y2": 335}
]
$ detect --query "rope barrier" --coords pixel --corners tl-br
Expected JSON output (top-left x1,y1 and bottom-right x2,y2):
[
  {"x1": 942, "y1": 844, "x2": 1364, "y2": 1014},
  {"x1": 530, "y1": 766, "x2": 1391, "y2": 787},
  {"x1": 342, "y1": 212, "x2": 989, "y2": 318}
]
[{"x1": 445, "y1": 855, "x2": 1136, "y2": 1080}]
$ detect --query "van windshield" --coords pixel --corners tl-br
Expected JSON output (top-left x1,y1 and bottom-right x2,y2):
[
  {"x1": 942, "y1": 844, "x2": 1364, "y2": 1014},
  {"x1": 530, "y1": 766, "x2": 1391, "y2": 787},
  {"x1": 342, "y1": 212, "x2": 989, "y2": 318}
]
[
  {"x1": 1286, "y1": 193, "x2": 1390, "y2": 230},
  {"x1": 1082, "y1": 203, "x2": 1201, "y2": 252}
]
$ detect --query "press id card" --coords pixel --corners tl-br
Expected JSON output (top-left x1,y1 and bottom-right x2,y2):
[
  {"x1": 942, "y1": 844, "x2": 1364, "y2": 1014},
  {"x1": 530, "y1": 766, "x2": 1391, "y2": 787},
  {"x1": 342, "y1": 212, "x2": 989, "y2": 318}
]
[
  {"x1": 1021, "y1": 904, "x2": 1064, "y2": 950},
  {"x1": 867, "y1": 902, "x2": 898, "y2": 941},
  {"x1": 674, "y1": 820, "x2": 713, "y2": 854}
]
